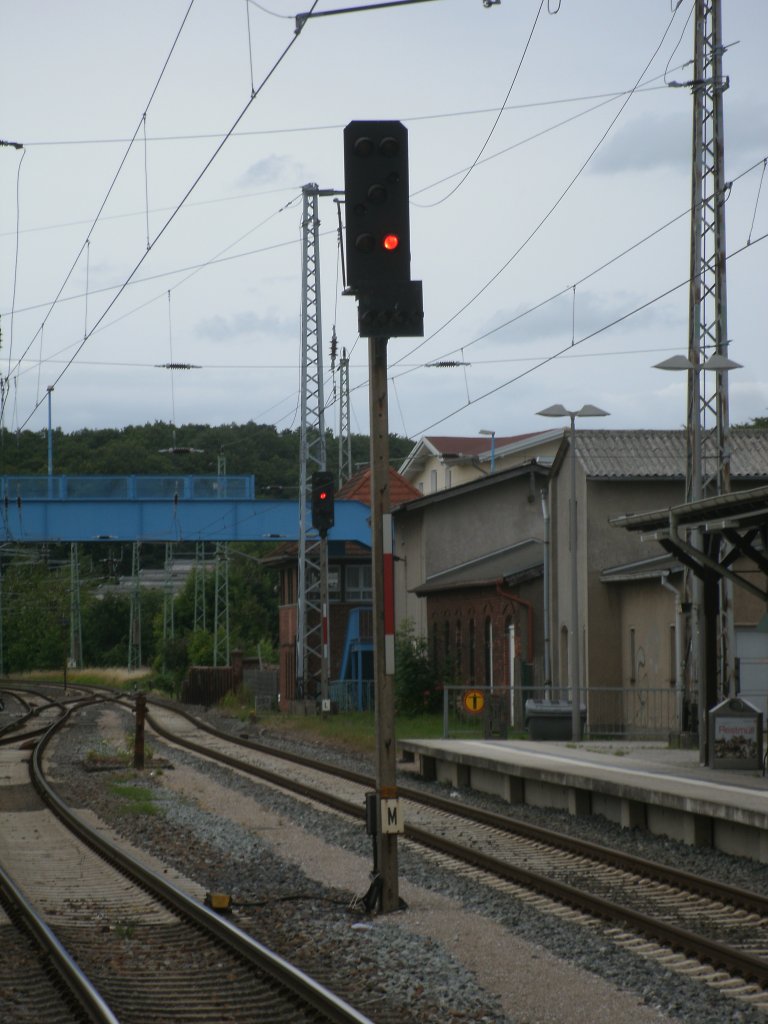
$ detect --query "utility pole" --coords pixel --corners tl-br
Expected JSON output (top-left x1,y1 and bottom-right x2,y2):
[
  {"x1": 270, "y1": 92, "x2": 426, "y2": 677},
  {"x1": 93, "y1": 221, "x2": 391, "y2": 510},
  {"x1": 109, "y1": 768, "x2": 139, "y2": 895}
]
[
  {"x1": 368, "y1": 334, "x2": 400, "y2": 911},
  {"x1": 344, "y1": 120, "x2": 423, "y2": 912}
]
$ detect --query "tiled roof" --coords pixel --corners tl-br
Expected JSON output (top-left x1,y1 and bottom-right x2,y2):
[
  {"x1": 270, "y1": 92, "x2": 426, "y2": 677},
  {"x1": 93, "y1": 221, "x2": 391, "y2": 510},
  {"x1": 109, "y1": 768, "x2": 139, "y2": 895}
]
[
  {"x1": 575, "y1": 429, "x2": 768, "y2": 479},
  {"x1": 337, "y1": 467, "x2": 421, "y2": 506}
]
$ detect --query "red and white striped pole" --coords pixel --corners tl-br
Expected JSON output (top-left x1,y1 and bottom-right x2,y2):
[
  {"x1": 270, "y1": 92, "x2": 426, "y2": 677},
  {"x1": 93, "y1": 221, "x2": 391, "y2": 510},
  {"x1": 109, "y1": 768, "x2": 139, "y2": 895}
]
[{"x1": 383, "y1": 512, "x2": 395, "y2": 677}]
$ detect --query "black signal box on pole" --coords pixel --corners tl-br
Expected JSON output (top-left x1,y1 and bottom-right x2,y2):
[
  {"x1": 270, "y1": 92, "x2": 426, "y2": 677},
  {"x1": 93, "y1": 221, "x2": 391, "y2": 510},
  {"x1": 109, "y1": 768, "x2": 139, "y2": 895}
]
[
  {"x1": 311, "y1": 471, "x2": 335, "y2": 537},
  {"x1": 344, "y1": 120, "x2": 423, "y2": 337}
]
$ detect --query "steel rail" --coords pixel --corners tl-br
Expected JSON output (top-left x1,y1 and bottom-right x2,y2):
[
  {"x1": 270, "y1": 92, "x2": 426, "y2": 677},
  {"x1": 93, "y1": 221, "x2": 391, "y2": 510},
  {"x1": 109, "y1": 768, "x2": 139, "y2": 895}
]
[
  {"x1": 0, "y1": 861, "x2": 120, "y2": 1024},
  {"x1": 32, "y1": 704, "x2": 375, "y2": 1024},
  {"x1": 144, "y1": 700, "x2": 768, "y2": 987},
  {"x1": 147, "y1": 697, "x2": 768, "y2": 915}
]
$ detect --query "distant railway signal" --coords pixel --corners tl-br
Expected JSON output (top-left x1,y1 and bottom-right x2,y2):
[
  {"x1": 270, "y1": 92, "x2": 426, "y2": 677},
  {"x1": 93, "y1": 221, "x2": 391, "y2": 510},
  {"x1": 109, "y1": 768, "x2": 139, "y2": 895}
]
[{"x1": 311, "y1": 471, "x2": 335, "y2": 537}]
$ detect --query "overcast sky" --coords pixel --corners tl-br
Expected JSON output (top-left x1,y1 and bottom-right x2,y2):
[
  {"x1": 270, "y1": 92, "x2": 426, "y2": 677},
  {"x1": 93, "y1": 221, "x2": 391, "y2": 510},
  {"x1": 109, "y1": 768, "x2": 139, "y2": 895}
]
[{"x1": 1, "y1": 0, "x2": 766, "y2": 456}]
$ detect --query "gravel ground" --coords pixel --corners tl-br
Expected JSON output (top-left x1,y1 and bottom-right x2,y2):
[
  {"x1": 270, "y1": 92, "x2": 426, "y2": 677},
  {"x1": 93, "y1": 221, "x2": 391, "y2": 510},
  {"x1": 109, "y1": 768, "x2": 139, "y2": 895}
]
[{"x1": 42, "y1": 702, "x2": 768, "y2": 1024}]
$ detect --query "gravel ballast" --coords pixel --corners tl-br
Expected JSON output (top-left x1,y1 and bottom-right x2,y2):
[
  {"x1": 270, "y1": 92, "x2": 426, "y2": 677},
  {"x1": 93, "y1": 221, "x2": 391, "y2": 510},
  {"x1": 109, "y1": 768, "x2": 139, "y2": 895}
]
[{"x1": 43, "y1": 702, "x2": 768, "y2": 1024}]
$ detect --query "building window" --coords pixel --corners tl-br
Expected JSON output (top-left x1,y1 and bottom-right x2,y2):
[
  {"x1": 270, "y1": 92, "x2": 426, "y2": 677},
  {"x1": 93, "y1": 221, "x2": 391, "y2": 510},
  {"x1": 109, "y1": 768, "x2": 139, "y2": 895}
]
[
  {"x1": 484, "y1": 616, "x2": 493, "y2": 688},
  {"x1": 560, "y1": 625, "x2": 569, "y2": 690},
  {"x1": 345, "y1": 563, "x2": 372, "y2": 602},
  {"x1": 468, "y1": 619, "x2": 475, "y2": 683},
  {"x1": 629, "y1": 627, "x2": 636, "y2": 684},
  {"x1": 430, "y1": 468, "x2": 438, "y2": 493},
  {"x1": 328, "y1": 565, "x2": 341, "y2": 601}
]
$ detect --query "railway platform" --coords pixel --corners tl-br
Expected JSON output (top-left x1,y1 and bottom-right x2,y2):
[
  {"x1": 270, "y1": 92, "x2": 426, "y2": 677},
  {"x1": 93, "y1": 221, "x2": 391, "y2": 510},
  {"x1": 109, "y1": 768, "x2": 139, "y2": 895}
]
[{"x1": 397, "y1": 736, "x2": 768, "y2": 863}]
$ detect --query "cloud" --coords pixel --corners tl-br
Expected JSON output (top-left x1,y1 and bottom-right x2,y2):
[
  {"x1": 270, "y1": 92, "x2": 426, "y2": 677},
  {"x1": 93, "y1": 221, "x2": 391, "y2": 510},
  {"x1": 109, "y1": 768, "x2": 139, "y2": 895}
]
[
  {"x1": 195, "y1": 310, "x2": 293, "y2": 342},
  {"x1": 480, "y1": 288, "x2": 682, "y2": 348},
  {"x1": 591, "y1": 102, "x2": 767, "y2": 177},
  {"x1": 237, "y1": 154, "x2": 304, "y2": 188},
  {"x1": 590, "y1": 113, "x2": 690, "y2": 175}
]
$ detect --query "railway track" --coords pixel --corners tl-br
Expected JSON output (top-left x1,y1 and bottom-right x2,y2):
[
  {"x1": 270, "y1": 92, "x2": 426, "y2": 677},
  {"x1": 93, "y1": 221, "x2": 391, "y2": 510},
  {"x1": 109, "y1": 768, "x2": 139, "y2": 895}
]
[
  {"x1": 0, "y1": 702, "x2": 373, "y2": 1024},
  {"x1": 141, "y1": 698, "x2": 768, "y2": 1011}
]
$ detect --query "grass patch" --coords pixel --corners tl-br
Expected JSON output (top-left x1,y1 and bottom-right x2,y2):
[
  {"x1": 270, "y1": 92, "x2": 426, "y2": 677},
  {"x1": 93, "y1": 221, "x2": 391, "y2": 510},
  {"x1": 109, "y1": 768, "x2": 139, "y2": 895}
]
[
  {"x1": 85, "y1": 743, "x2": 131, "y2": 767},
  {"x1": 13, "y1": 668, "x2": 153, "y2": 692},
  {"x1": 107, "y1": 780, "x2": 157, "y2": 815},
  {"x1": 241, "y1": 709, "x2": 447, "y2": 756}
]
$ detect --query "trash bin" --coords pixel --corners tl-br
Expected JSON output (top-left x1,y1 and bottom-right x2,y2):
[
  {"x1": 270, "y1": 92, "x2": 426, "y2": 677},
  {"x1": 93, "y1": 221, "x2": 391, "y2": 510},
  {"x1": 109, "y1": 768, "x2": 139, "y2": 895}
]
[
  {"x1": 707, "y1": 697, "x2": 763, "y2": 769},
  {"x1": 483, "y1": 692, "x2": 510, "y2": 740},
  {"x1": 524, "y1": 699, "x2": 586, "y2": 741}
]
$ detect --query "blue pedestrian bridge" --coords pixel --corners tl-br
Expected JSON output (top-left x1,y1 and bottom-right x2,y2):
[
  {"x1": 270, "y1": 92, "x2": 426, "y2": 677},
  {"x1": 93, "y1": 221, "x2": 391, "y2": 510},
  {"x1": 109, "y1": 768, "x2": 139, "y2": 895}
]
[{"x1": 0, "y1": 475, "x2": 371, "y2": 545}]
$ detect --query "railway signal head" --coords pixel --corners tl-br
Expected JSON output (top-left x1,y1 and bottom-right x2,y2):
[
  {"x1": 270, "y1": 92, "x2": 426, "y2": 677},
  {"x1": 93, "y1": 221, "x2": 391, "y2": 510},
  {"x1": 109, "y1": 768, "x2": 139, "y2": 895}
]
[
  {"x1": 344, "y1": 120, "x2": 424, "y2": 338},
  {"x1": 344, "y1": 121, "x2": 412, "y2": 291},
  {"x1": 311, "y1": 471, "x2": 335, "y2": 537}
]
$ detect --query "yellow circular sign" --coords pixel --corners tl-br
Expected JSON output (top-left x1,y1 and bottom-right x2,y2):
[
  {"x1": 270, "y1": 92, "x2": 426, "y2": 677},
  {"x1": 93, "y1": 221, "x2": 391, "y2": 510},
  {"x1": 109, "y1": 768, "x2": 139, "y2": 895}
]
[{"x1": 462, "y1": 689, "x2": 485, "y2": 715}]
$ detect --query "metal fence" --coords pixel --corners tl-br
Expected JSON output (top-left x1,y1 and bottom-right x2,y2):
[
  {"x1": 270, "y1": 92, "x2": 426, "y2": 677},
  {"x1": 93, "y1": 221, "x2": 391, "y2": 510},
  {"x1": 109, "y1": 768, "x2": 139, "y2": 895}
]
[
  {"x1": 329, "y1": 678, "x2": 375, "y2": 713},
  {"x1": 325, "y1": 680, "x2": 682, "y2": 738},
  {"x1": 437, "y1": 684, "x2": 681, "y2": 740}
]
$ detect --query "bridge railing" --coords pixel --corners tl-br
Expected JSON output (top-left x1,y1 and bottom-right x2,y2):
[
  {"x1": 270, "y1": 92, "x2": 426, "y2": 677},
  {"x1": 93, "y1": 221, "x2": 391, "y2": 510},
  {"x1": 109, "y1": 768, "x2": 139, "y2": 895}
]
[{"x1": 1, "y1": 475, "x2": 255, "y2": 500}]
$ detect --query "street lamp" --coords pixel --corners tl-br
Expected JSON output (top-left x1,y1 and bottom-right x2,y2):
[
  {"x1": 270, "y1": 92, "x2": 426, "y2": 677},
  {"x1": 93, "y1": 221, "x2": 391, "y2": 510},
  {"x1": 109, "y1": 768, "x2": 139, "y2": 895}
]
[
  {"x1": 479, "y1": 429, "x2": 496, "y2": 474},
  {"x1": 537, "y1": 403, "x2": 609, "y2": 741}
]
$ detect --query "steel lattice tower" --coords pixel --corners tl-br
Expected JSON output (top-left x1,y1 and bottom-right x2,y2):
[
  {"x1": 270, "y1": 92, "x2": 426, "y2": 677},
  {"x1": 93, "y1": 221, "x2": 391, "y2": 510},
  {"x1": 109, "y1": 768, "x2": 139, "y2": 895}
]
[
  {"x1": 193, "y1": 541, "x2": 207, "y2": 633},
  {"x1": 296, "y1": 184, "x2": 330, "y2": 700},
  {"x1": 128, "y1": 542, "x2": 142, "y2": 669},
  {"x1": 685, "y1": 0, "x2": 734, "y2": 742},
  {"x1": 338, "y1": 348, "x2": 352, "y2": 484},
  {"x1": 213, "y1": 541, "x2": 230, "y2": 667},
  {"x1": 69, "y1": 542, "x2": 83, "y2": 668},
  {"x1": 686, "y1": 0, "x2": 732, "y2": 502}
]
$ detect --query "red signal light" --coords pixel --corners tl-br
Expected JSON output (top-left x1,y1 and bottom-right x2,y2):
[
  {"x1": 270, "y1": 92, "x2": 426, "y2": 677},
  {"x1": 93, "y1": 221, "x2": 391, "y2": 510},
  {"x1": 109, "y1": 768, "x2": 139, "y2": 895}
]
[
  {"x1": 319, "y1": 489, "x2": 328, "y2": 501},
  {"x1": 382, "y1": 233, "x2": 399, "y2": 251}
]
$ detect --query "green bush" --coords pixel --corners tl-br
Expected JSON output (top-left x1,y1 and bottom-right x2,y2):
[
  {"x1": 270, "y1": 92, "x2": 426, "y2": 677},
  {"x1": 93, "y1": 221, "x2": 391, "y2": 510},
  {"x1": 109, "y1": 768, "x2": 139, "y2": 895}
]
[{"x1": 394, "y1": 621, "x2": 441, "y2": 715}]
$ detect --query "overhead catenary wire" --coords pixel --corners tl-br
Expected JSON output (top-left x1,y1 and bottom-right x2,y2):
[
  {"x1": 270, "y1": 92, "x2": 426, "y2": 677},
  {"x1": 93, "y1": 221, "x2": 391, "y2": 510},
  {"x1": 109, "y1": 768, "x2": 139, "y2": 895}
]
[
  {"x1": 420, "y1": 0, "x2": 547, "y2": 207},
  {"x1": 7, "y1": 160, "x2": 764, "y2": 438},
  {"x1": 390, "y1": 0, "x2": 691, "y2": 371},
  {"x1": 13, "y1": 5, "x2": 320, "y2": 432},
  {"x1": 411, "y1": 228, "x2": 768, "y2": 436},
  {"x1": 3, "y1": 0, "x2": 199, "y2": 417}
]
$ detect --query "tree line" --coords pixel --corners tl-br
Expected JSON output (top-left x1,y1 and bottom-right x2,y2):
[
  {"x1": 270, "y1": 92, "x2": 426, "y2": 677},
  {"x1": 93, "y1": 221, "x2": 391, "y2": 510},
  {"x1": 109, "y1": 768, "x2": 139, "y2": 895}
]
[{"x1": 0, "y1": 421, "x2": 413, "y2": 682}]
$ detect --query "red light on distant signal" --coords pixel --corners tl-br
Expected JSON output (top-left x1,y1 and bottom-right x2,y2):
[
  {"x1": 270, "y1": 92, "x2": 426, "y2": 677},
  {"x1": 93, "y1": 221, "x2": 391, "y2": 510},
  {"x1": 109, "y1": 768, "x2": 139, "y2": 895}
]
[{"x1": 382, "y1": 233, "x2": 399, "y2": 251}]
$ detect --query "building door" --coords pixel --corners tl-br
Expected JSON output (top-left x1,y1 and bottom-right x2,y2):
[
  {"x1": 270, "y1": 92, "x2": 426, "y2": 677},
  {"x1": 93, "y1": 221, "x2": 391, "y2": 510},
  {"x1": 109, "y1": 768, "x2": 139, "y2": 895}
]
[{"x1": 736, "y1": 627, "x2": 768, "y2": 720}]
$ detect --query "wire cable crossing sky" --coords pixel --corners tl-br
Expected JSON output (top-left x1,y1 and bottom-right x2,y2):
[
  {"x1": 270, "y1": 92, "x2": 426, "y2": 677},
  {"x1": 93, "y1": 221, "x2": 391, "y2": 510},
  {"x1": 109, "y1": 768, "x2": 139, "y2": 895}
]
[{"x1": 0, "y1": 0, "x2": 766, "y2": 443}]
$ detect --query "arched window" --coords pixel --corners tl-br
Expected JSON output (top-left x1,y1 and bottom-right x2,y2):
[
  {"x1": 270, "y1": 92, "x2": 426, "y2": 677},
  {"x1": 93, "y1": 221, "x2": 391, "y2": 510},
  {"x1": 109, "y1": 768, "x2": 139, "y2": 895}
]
[
  {"x1": 468, "y1": 619, "x2": 476, "y2": 683},
  {"x1": 484, "y1": 616, "x2": 493, "y2": 688},
  {"x1": 560, "y1": 625, "x2": 569, "y2": 692}
]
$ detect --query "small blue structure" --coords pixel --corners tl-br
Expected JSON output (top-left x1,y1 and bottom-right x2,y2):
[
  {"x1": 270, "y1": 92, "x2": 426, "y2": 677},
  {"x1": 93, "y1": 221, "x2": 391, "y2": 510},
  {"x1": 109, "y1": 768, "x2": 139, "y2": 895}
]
[
  {"x1": 335, "y1": 605, "x2": 374, "y2": 710},
  {"x1": 0, "y1": 475, "x2": 371, "y2": 545}
]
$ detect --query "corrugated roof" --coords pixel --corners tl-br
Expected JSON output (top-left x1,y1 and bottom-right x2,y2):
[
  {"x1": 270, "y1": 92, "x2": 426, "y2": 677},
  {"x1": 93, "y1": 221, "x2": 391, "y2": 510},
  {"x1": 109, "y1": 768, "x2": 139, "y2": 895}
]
[{"x1": 574, "y1": 429, "x2": 768, "y2": 480}]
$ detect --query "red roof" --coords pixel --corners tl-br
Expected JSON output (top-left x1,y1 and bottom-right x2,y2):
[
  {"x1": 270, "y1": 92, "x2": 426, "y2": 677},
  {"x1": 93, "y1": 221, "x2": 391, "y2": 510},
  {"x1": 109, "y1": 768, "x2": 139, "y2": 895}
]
[
  {"x1": 338, "y1": 466, "x2": 421, "y2": 506},
  {"x1": 424, "y1": 433, "x2": 547, "y2": 457}
]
